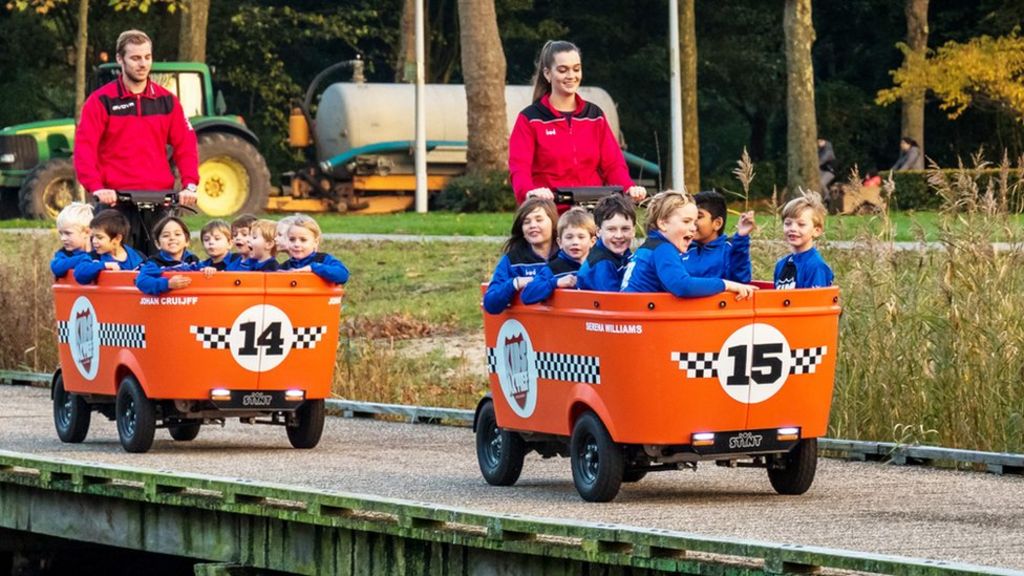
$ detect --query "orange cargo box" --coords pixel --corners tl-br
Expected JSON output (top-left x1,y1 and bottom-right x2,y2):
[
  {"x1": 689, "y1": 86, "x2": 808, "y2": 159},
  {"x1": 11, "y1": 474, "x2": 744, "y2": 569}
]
[
  {"x1": 51, "y1": 271, "x2": 343, "y2": 453},
  {"x1": 477, "y1": 283, "x2": 841, "y2": 501}
]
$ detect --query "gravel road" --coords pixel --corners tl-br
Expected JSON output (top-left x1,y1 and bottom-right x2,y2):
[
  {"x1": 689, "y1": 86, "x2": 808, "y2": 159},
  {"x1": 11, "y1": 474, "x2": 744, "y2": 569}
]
[{"x1": 2, "y1": 385, "x2": 1022, "y2": 571}]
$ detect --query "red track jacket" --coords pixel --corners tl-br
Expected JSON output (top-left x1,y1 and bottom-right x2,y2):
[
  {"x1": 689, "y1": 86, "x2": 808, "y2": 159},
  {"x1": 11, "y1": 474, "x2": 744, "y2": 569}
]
[
  {"x1": 508, "y1": 93, "x2": 634, "y2": 205},
  {"x1": 74, "y1": 77, "x2": 199, "y2": 194}
]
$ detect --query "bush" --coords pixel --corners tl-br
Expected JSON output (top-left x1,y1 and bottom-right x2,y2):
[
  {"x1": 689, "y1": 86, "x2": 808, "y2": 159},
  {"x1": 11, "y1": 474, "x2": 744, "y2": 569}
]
[
  {"x1": 433, "y1": 171, "x2": 517, "y2": 213},
  {"x1": 888, "y1": 169, "x2": 1024, "y2": 211}
]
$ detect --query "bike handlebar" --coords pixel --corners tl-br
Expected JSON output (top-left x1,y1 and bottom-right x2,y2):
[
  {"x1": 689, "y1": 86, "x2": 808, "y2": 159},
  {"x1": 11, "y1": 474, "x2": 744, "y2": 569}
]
[{"x1": 554, "y1": 185, "x2": 624, "y2": 206}]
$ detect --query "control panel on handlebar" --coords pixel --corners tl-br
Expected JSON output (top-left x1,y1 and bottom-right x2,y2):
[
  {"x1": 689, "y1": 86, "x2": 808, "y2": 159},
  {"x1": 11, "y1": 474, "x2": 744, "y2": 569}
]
[
  {"x1": 115, "y1": 190, "x2": 179, "y2": 210},
  {"x1": 554, "y1": 186, "x2": 624, "y2": 206}
]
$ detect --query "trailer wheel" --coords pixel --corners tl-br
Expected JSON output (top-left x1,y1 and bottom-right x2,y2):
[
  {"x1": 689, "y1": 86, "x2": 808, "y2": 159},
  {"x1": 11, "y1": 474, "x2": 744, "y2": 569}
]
[
  {"x1": 168, "y1": 422, "x2": 201, "y2": 442},
  {"x1": 116, "y1": 374, "x2": 156, "y2": 453},
  {"x1": 287, "y1": 399, "x2": 325, "y2": 449},
  {"x1": 570, "y1": 412, "x2": 623, "y2": 502},
  {"x1": 767, "y1": 438, "x2": 817, "y2": 495},
  {"x1": 196, "y1": 132, "x2": 271, "y2": 217},
  {"x1": 19, "y1": 158, "x2": 86, "y2": 220},
  {"x1": 53, "y1": 373, "x2": 91, "y2": 443},
  {"x1": 475, "y1": 400, "x2": 526, "y2": 486}
]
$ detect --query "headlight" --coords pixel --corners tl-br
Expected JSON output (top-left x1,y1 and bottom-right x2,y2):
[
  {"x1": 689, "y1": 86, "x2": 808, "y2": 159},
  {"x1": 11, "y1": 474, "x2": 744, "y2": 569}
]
[{"x1": 0, "y1": 153, "x2": 15, "y2": 164}]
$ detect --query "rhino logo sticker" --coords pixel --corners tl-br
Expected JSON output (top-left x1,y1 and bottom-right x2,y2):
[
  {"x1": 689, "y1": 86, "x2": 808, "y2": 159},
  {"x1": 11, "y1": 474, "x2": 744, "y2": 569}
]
[
  {"x1": 496, "y1": 319, "x2": 538, "y2": 418},
  {"x1": 68, "y1": 296, "x2": 100, "y2": 380}
]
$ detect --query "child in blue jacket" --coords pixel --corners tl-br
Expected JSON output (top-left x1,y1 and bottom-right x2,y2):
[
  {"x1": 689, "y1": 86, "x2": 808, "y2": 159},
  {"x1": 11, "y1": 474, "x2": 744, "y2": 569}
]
[
  {"x1": 521, "y1": 207, "x2": 596, "y2": 304},
  {"x1": 135, "y1": 216, "x2": 201, "y2": 295},
  {"x1": 483, "y1": 198, "x2": 559, "y2": 314},
  {"x1": 51, "y1": 202, "x2": 94, "y2": 279},
  {"x1": 198, "y1": 219, "x2": 242, "y2": 271},
  {"x1": 74, "y1": 210, "x2": 144, "y2": 283},
  {"x1": 279, "y1": 215, "x2": 348, "y2": 283},
  {"x1": 683, "y1": 190, "x2": 754, "y2": 282},
  {"x1": 774, "y1": 194, "x2": 834, "y2": 289},
  {"x1": 239, "y1": 219, "x2": 281, "y2": 271},
  {"x1": 577, "y1": 194, "x2": 636, "y2": 291},
  {"x1": 621, "y1": 191, "x2": 756, "y2": 299}
]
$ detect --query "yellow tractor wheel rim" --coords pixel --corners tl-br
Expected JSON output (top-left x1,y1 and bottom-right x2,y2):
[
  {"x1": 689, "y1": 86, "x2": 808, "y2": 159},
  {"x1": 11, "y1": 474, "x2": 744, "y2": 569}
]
[{"x1": 197, "y1": 156, "x2": 250, "y2": 216}]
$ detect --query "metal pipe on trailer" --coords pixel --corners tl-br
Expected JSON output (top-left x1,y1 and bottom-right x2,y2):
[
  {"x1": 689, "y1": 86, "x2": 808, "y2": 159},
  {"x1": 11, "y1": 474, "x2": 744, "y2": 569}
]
[
  {"x1": 668, "y1": 0, "x2": 685, "y2": 191},
  {"x1": 414, "y1": 0, "x2": 428, "y2": 213}
]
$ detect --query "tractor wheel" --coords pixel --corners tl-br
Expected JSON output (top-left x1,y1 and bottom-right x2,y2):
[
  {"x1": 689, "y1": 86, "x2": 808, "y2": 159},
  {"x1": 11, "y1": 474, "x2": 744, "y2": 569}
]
[
  {"x1": 767, "y1": 438, "x2": 818, "y2": 495},
  {"x1": 196, "y1": 132, "x2": 271, "y2": 217},
  {"x1": 19, "y1": 158, "x2": 86, "y2": 220}
]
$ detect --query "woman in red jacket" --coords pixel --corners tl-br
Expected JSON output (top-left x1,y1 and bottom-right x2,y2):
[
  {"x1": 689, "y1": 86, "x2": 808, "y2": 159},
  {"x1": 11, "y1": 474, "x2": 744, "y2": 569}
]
[{"x1": 508, "y1": 40, "x2": 647, "y2": 209}]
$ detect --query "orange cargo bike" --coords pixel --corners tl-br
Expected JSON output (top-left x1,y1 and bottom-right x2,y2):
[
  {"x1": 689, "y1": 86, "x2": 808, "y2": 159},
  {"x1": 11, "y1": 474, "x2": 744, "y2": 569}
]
[
  {"x1": 51, "y1": 271, "x2": 343, "y2": 453},
  {"x1": 475, "y1": 283, "x2": 841, "y2": 502}
]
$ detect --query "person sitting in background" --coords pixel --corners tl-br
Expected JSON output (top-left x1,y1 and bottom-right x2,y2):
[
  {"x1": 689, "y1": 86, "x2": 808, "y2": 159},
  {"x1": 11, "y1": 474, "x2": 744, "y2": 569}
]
[
  {"x1": 818, "y1": 138, "x2": 837, "y2": 191},
  {"x1": 521, "y1": 207, "x2": 596, "y2": 304},
  {"x1": 51, "y1": 202, "x2": 94, "y2": 279},
  {"x1": 891, "y1": 137, "x2": 923, "y2": 171},
  {"x1": 74, "y1": 210, "x2": 144, "y2": 284}
]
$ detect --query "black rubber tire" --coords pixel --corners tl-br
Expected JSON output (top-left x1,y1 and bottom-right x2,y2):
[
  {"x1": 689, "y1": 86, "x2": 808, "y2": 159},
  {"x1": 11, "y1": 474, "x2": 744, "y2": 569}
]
[
  {"x1": 196, "y1": 132, "x2": 271, "y2": 217},
  {"x1": 53, "y1": 373, "x2": 91, "y2": 443},
  {"x1": 475, "y1": 400, "x2": 526, "y2": 486},
  {"x1": 570, "y1": 412, "x2": 624, "y2": 502},
  {"x1": 168, "y1": 422, "x2": 201, "y2": 442},
  {"x1": 287, "y1": 399, "x2": 325, "y2": 449},
  {"x1": 115, "y1": 374, "x2": 156, "y2": 453},
  {"x1": 767, "y1": 438, "x2": 818, "y2": 495},
  {"x1": 621, "y1": 469, "x2": 648, "y2": 483},
  {"x1": 18, "y1": 158, "x2": 86, "y2": 220}
]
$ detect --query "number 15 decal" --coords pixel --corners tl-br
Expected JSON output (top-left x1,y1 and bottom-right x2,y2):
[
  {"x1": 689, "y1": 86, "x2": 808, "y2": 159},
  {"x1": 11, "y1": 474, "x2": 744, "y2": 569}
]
[{"x1": 718, "y1": 324, "x2": 792, "y2": 404}]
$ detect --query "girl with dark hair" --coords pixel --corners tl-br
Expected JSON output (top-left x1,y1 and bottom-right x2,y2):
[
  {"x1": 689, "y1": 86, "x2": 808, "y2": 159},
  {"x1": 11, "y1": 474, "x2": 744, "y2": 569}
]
[
  {"x1": 483, "y1": 198, "x2": 559, "y2": 314},
  {"x1": 135, "y1": 216, "x2": 200, "y2": 295},
  {"x1": 508, "y1": 40, "x2": 646, "y2": 210},
  {"x1": 892, "y1": 137, "x2": 923, "y2": 171}
]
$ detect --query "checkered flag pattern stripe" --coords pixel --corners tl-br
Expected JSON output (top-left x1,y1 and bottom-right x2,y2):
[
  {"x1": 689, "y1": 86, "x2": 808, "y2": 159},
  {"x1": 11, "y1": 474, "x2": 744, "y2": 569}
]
[
  {"x1": 57, "y1": 321, "x2": 69, "y2": 343},
  {"x1": 190, "y1": 326, "x2": 231, "y2": 349},
  {"x1": 671, "y1": 351, "x2": 719, "y2": 379},
  {"x1": 790, "y1": 346, "x2": 827, "y2": 375},
  {"x1": 98, "y1": 323, "x2": 146, "y2": 349},
  {"x1": 292, "y1": 326, "x2": 327, "y2": 349},
  {"x1": 536, "y1": 352, "x2": 600, "y2": 385},
  {"x1": 486, "y1": 348, "x2": 496, "y2": 374}
]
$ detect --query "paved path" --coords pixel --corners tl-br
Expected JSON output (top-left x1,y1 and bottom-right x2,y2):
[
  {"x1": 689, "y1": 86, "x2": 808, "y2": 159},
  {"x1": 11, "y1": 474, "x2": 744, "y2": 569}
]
[{"x1": 2, "y1": 386, "x2": 1022, "y2": 571}]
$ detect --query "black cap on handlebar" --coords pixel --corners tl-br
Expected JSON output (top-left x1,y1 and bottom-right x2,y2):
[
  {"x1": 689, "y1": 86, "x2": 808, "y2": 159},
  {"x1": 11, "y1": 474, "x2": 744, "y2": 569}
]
[{"x1": 554, "y1": 185, "x2": 624, "y2": 205}]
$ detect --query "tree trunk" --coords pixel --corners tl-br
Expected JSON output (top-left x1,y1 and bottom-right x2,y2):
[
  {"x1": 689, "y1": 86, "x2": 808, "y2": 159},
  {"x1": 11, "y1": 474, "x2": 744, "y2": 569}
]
[
  {"x1": 456, "y1": 0, "x2": 508, "y2": 175},
  {"x1": 783, "y1": 0, "x2": 818, "y2": 195},
  {"x1": 901, "y1": 0, "x2": 928, "y2": 158},
  {"x1": 680, "y1": 0, "x2": 700, "y2": 191},
  {"x1": 178, "y1": 0, "x2": 211, "y2": 63},
  {"x1": 73, "y1": 0, "x2": 88, "y2": 122},
  {"x1": 396, "y1": 0, "x2": 417, "y2": 82}
]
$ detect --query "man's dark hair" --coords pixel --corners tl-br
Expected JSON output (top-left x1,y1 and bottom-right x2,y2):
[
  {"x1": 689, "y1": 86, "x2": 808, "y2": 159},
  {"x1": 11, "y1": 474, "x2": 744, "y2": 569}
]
[
  {"x1": 694, "y1": 190, "x2": 727, "y2": 234},
  {"x1": 231, "y1": 213, "x2": 259, "y2": 235},
  {"x1": 90, "y1": 209, "x2": 130, "y2": 243},
  {"x1": 592, "y1": 193, "x2": 636, "y2": 227}
]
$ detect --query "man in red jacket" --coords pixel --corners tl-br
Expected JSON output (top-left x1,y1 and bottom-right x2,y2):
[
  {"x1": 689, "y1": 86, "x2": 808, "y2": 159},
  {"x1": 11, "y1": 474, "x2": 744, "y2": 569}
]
[{"x1": 74, "y1": 29, "x2": 199, "y2": 254}]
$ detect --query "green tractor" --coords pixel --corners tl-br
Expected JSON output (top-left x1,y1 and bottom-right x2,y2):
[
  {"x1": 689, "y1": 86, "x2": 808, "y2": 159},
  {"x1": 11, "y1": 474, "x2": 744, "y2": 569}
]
[{"x1": 0, "y1": 62, "x2": 270, "y2": 219}]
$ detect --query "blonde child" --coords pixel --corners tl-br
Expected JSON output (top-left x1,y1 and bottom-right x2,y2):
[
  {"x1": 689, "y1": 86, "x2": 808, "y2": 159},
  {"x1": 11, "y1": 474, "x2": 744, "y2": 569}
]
[
  {"x1": 74, "y1": 210, "x2": 144, "y2": 283},
  {"x1": 241, "y1": 219, "x2": 280, "y2": 271},
  {"x1": 482, "y1": 198, "x2": 559, "y2": 314},
  {"x1": 51, "y1": 202, "x2": 94, "y2": 278},
  {"x1": 521, "y1": 207, "x2": 596, "y2": 304},
  {"x1": 621, "y1": 191, "x2": 755, "y2": 299},
  {"x1": 773, "y1": 194, "x2": 833, "y2": 290},
  {"x1": 279, "y1": 215, "x2": 348, "y2": 284},
  {"x1": 135, "y1": 216, "x2": 200, "y2": 294},
  {"x1": 274, "y1": 215, "x2": 298, "y2": 259}
]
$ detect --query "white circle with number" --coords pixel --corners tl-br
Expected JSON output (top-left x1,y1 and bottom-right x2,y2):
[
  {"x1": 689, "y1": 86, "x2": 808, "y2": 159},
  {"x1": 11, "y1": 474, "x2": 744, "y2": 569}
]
[
  {"x1": 229, "y1": 305, "x2": 295, "y2": 372},
  {"x1": 717, "y1": 323, "x2": 792, "y2": 404},
  {"x1": 496, "y1": 319, "x2": 538, "y2": 418},
  {"x1": 68, "y1": 296, "x2": 100, "y2": 381}
]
